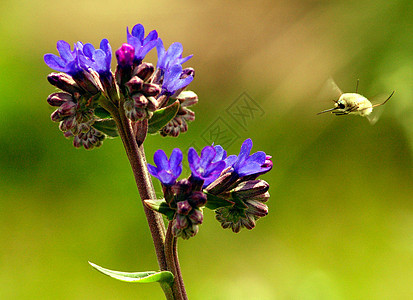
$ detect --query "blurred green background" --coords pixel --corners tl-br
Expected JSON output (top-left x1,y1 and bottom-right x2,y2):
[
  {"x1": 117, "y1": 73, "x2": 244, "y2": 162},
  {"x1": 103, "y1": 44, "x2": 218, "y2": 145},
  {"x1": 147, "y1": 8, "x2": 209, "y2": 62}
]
[{"x1": 1, "y1": 0, "x2": 412, "y2": 299}]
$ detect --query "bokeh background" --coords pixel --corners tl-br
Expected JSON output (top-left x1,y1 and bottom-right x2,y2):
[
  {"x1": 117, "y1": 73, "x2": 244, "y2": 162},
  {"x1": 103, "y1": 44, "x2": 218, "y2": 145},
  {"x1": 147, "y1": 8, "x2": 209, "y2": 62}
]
[{"x1": 1, "y1": 0, "x2": 412, "y2": 299}]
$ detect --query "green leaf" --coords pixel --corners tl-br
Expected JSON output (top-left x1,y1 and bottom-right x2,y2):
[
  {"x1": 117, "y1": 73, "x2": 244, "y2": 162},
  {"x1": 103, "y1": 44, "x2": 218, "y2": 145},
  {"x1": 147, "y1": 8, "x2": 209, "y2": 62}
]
[
  {"x1": 89, "y1": 262, "x2": 174, "y2": 284},
  {"x1": 94, "y1": 106, "x2": 112, "y2": 119},
  {"x1": 204, "y1": 191, "x2": 234, "y2": 210},
  {"x1": 144, "y1": 199, "x2": 175, "y2": 220},
  {"x1": 92, "y1": 119, "x2": 119, "y2": 137},
  {"x1": 148, "y1": 101, "x2": 180, "y2": 134}
]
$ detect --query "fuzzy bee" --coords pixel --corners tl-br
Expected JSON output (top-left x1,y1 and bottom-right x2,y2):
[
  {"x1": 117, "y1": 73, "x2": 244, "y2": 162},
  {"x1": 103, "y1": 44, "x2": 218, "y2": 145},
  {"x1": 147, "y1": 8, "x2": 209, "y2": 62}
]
[{"x1": 317, "y1": 79, "x2": 395, "y2": 124}]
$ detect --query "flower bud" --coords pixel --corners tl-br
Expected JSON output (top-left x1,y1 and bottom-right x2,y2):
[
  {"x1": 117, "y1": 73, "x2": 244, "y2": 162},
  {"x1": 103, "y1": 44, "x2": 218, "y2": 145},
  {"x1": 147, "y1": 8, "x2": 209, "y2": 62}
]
[
  {"x1": 231, "y1": 180, "x2": 269, "y2": 199},
  {"x1": 47, "y1": 92, "x2": 73, "y2": 107},
  {"x1": 188, "y1": 209, "x2": 203, "y2": 224},
  {"x1": 146, "y1": 96, "x2": 158, "y2": 111},
  {"x1": 181, "y1": 68, "x2": 195, "y2": 79},
  {"x1": 47, "y1": 73, "x2": 81, "y2": 94},
  {"x1": 116, "y1": 44, "x2": 135, "y2": 68},
  {"x1": 133, "y1": 62, "x2": 154, "y2": 81},
  {"x1": 125, "y1": 76, "x2": 144, "y2": 94},
  {"x1": 177, "y1": 200, "x2": 192, "y2": 215},
  {"x1": 175, "y1": 214, "x2": 189, "y2": 230},
  {"x1": 141, "y1": 83, "x2": 161, "y2": 97},
  {"x1": 188, "y1": 191, "x2": 207, "y2": 207},
  {"x1": 58, "y1": 101, "x2": 77, "y2": 116},
  {"x1": 51, "y1": 110, "x2": 62, "y2": 122},
  {"x1": 177, "y1": 91, "x2": 198, "y2": 108},
  {"x1": 72, "y1": 70, "x2": 101, "y2": 95},
  {"x1": 245, "y1": 200, "x2": 268, "y2": 218},
  {"x1": 132, "y1": 93, "x2": 148, "y2": 108}
]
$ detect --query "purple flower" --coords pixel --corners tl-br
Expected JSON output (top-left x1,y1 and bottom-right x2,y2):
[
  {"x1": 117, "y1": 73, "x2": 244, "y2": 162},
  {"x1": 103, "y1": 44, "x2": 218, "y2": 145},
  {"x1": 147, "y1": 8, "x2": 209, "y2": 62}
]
[
  {"x1": 81, "y1": 39, "x2": 112, "y2": 77},
  {"x1": 188, "y1": 146, "x2": 226, "y2": 187},
  {"x1": 127, "y1": 24, "x2": 158, "y2": 63},
  {"x1": 148, "y1": 149, "x2": 183, "y2": 185},
  {"x1": 44, "y1": 40, "x2": 84, "y2": 76},
  {"x1": 228, "y1": 139, "x2": 271, "y2": 177},
  {"x1": 156, "y1": 39, "x2": 192, "y2": 72},
  {"x1": 213, "y1": 145, "x2": 227, "y2": 163},
  {"x1": 161, "y1": 64, "x2": 194, "y2": 96}
]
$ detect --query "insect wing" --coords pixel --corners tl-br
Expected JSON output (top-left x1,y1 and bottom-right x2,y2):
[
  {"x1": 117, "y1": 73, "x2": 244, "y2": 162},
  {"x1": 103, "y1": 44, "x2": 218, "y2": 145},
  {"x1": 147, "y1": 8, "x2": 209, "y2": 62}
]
[{"x1": 365, "y1": 94, "x2": 391, "y2": 125}]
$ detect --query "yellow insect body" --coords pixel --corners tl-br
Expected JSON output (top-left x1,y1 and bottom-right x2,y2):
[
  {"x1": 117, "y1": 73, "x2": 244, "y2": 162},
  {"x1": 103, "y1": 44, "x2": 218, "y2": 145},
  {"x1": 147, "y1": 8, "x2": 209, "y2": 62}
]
[
  {"x1": 317, "y1": 79, "x2": 394, "y2": 124},
  {"x1": 335, "y1": 93, "x2": 373, "y2": 117}
]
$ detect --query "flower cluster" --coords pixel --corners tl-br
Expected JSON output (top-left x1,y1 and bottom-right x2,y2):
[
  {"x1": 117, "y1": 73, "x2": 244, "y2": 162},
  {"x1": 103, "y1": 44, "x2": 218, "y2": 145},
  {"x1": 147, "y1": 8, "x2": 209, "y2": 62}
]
[
  {"x1": 44, "y1": 23, "x2": 197, "y2": 149},
  {"x1": 146, "y1": 139, "x2": 272, "y2": 238}
]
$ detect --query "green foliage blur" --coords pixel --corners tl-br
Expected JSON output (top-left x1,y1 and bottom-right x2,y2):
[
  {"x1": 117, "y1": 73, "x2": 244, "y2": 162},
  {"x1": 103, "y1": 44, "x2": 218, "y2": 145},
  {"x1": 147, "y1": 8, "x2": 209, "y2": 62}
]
[{"x1": 1, "y1": 0, "x2": 412, "y2": 299}]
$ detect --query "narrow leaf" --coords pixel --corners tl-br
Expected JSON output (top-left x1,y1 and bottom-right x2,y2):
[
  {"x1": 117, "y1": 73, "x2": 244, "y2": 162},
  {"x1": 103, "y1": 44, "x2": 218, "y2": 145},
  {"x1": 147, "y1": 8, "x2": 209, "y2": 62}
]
[
  {"x1": 89, "y1": 262, "x2": 174, "y2": 284},
  {"x1": 94, "y1": 106, "x2": 112, "y2": 118},
  {"x1": 204, "y1": 191, "x2": 234, "y2": 210},
  {"x1": 148, "y1": 101, "x2": 180, "y2": 134},
  {"x1": 92, "y1": 119, "x2": 119, "y2": 137},
  {"x1": 144, "y1": 199, "x2": 175, "y2": 220}
]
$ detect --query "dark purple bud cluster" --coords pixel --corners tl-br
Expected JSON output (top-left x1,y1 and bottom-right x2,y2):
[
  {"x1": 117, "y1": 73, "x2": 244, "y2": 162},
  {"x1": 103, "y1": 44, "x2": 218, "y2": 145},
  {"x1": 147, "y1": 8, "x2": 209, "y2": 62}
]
[
  {"x1": 44, "y1": 23, "x2": 198, "y2": 150},
  {"x1": 169, "y1": 180, "x2": 207, "y2": 240},
  {"x1": 160, "y1": 90, "x2": 197, "y2": 137},
  {"x1": 70, "y1": 127, "x2": 105, "y2": 150},
  {"x1": 213, "y1": 179, "x2": 270, "y2": 233},
  {"x1": 121, "y1": 63, "x2": 161, "y2": 121},
  {"x1": 46, "y1": 73, "x2": 102, "y2": 149},
  {"x1": 147, "y1": 139, "x2": 273, "y2": 238}
]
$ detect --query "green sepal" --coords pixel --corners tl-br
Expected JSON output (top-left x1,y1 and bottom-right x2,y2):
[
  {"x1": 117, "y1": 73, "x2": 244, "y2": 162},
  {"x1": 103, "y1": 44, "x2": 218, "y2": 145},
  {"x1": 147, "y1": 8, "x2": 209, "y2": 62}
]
[
  {"x1": 89, "y1": 262, "x2": 174, "y2": 284},
  {"x1": 148, "y1": 101, "x2": 180, "y2": 134},
  {"x1": 92, "y1": 119, "x2": 119, "y2": 137},
  {"x1": 94, "y1": 106, "x2": 112, "y2": 119},
  {"x1": 230, "y1": 194, "x2": 249, "y2": 210},
  {"x1": 144, "y1": 199, "x2": 175, "y2": 220},
  {"x1": 204, "y1": 191, "x2": 235, "y2": 210}
]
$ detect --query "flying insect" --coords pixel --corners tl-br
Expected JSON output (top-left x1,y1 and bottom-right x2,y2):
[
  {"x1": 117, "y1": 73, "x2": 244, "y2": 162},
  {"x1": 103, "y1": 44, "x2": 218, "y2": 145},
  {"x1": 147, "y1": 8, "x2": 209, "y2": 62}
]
[{"x1": 317, "y1": 79, "x2": 395, "y2": 124}]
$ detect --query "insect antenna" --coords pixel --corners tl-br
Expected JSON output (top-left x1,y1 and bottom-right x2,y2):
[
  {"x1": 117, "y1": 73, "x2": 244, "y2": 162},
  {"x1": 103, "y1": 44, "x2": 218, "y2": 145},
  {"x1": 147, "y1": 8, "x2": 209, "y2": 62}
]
[{"x1": 355, "y1": 79, "x2": 360, "y2": 93}]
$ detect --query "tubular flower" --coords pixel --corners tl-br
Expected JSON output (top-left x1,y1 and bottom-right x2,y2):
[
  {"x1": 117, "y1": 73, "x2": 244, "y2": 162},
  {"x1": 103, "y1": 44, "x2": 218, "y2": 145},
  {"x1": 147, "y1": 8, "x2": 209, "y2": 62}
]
[
  {"x1": 188, "y1": 146, "x2": 226, "y2": 188},
  {"x1": 81, "y1": 39, "x2": 112, "y2": 78},
  {"x1": 147, "y1": 149, "x2": 183, "y2": 186},
  {"x1": 127, "y1": 23, "x2": 158, "y2": 64},
  {"x1": 44, "y1": 40, "x2": 84, "y2": 77},
  {"x1": 156, "y1": 39, "x2": 192, "y2": 73}
]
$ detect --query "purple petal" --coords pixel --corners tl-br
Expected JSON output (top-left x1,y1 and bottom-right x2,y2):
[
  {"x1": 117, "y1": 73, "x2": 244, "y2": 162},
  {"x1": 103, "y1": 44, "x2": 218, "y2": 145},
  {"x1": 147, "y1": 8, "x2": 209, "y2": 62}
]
[
  {"x1": 153, "y1": 149, "x2": 169, "y2": 170},
  {"x1": 44, "y1": 54, "x2": 66, "y2": 71},
  {"x1": 156, "y1": 39, "x2": 166, "y2": 63},
  {"x1": 131, "y1": 24, "x2": 145, "y2": 40},
  {"x1": 166, "y1": 43, "x2": 183, "y2": 61},
  {"x1": 224, "y1": 155, "x2": 237, "y2": 168},
  {"x1": 143, "y1": 30, "x2": 158, "y2": 44},
  {"x1": 237, "y1": 163, "x2": 263, "y2": 177},
  {"x1": 205, "y1": 161, "x2": 226, "y2": 176},
  {"x1": 169, "y1": 148, "x2": 183, "y2": 169},
  {"x1": 56, "y1": 40, "x2": 73, "y2": 61},
  {"x1": 213, "y1": 145, "x2": 227, "y2": 162},
  {"x1": 246, "y1": 151, "x2": 266, "y2": 165},
  {"x1": 199, "y1": 146, "x2": 216, "y2": 170},
  {"x1": 187, "y1": 148, "x2": 199, "y2": 166},
  {"x1": 179, "y1": 54, "x2": 193, "y2": 65},
  {"x1": 83, "y1": 43, "x2": 95, "y2": 58},
  {"x1": 157, "y1": 170, "x2": 175, "y2": 185},
  {"x1": 238, "y1": 139, "x2": 253, "y2": 162},
  {"x1": 147, "y1": 164, "x2": 159, "y2": 176}
]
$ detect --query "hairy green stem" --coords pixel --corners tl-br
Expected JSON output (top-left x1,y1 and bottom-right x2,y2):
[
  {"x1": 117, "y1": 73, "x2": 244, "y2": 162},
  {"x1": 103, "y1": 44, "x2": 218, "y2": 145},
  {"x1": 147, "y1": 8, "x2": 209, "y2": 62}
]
[
  {"x1": 100, "y1": 98, "x2": 188, "y2": 299},
  {"x1": 165, "y1": 224, "x2": 188, "y2": 299}
]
